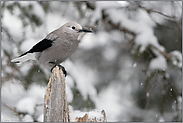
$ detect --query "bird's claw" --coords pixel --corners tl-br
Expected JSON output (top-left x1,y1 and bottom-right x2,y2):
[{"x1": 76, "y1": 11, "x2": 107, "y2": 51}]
[
  {"x1": 51, "y1": 65, "x2": 67, "y2": 77},
  {"x1": 58, "y1": 65, "x2": 67, "y2": 77}
]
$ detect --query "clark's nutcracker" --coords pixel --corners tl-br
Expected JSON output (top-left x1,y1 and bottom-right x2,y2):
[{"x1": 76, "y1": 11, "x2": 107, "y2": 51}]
[{"x1": 11, "y1": 22, "x2": 92, "y2": 76}]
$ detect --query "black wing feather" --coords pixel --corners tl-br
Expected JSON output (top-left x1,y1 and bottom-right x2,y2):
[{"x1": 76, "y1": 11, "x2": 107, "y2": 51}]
[{"x1": 19, "y1": 39, "x2": 54, "y2": 57}]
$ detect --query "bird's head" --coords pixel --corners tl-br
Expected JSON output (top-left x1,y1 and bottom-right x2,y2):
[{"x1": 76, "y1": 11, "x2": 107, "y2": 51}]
[{"x1": 62, "y1": 22, "x2": 92, "y2": 40}]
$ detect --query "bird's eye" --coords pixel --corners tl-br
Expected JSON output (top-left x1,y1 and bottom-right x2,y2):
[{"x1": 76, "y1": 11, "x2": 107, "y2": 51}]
[{"x1": 72, "y1": 26, "x2": 75, "y2": 30}]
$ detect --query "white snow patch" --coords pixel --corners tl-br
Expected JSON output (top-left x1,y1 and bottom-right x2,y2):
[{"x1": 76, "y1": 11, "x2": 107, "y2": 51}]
[
  {"x1": 22, "y1": 114, "x2": 34, "y2": 122},
  {"x1": 177, "y1": 96, "x2": 182, "y2": 103},
  {"x1": 66, "y1": 85, "x2": 73, "y2": 103},
  {"x1": 95, "y1": 83, "x2": 122, "y2": 121},
  {"x1": 158, "y1": 116, "x2": 165, "y2": 122},
  {"x1": 91, "y1": 1, "x2": 122, "y2": 24},
  {"x1": 24, "y1": 24, "x2": 46, "y2": 40},
  {"x1": 16, "y1": 97, "x2": 36, "y2": 115},
  {"x1": 91, "y1": 31, "x2": 109, "y2": 46},
  {"x1": 37, "y1": 114, "x2": 43, "y2": 122},
  {"x1": 19, "y1": 62, "x2": 35, "y2": 75},
  {"x1": 1, "y1": 39, "x2": 14, "y2": 54},
  {"x1": 151, "y1": 12, "x2": 166, "y2": 25},
  {"x1": 70, "y1": 109, "x2": 104, "y2": 122},
  {"x1": 1, "y1": 112, "x2": 20, "y2": 122},
  {"x1": 79, "y1": 33, "x2": 97, "y2": 49},
  {"x1": 19, "y1": 1, "x2": 45, "y2": 21},
  {"x1": 87, "y1": 109, "x2": 104, "y2": 119},
  {"x1": 110, "y1": 30, "x2": 124, "y2": 42},
  {"x1": 136, "y1": 9, "x2": 156, "y2": 27},
  {"x1": 117, "y1": 1, "x2": 129, "y2": 7},
  {"x1": 2, "y1": 9, "x2": 23, "y2": 41},
  {"x1": 70, "y1": 110, "x2": 87, "y2": 122},
  {"x1": 2, "y1": 1, "x2": 16, "y2": 5},
  {"x1": 1, "y1": 82, "x2": 25, "y2": 105},
  {"x1": 20, "y1": 39, "x2": 38, "y2": 53},
  {"x1": 65, "y1": 76, "x2": 74, "y2": 88},
  {"x1": 169, "y1": 50, "x2": 182, "y2": 68},
  {"x1": 45, "y1": 13, "x2": 68, "y2": 34},
  {"x1": 2, "y1": 83, "x2": 45, "y2": 120},
  {"x1": 63, "y1": 60, "x2": 98, "y2": 100},
  {"x1": 102, "y1": 46, "x2": 118, "y2": 61},
  {"x1": 105, "y1": 7, "x2": 164, "y2": 53},
  {"x1": 146, "y1": 92, "x2": 150, "y2": 97},
  {"x1": 14, "y1": 84, "x2": 45, "y2": 116},
  {"x1": 80, "y1": 31, "x2": 109, "y2": 50},
  {"x1": 149, "y1": 55, "x2": 167, "y2": 70},
  {"x1": 27, "y1": 84, "x2": 46, "y2": 103}
]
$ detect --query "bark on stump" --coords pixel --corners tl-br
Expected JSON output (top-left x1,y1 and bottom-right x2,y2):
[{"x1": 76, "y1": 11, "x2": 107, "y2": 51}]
[{"x1": 44, "y1": 66, "x2": 70, "y2": 122}]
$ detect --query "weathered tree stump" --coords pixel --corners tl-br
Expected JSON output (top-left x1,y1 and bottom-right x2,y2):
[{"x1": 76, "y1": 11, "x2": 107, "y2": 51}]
[{"x1": 44, "y1": 66, "x2": 70, "y2": 122}]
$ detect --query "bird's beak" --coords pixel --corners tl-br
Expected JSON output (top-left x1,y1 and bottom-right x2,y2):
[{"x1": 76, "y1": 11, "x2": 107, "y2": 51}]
[{"x1": 78, "y1": 28, "x2": 93, "y2": 33}]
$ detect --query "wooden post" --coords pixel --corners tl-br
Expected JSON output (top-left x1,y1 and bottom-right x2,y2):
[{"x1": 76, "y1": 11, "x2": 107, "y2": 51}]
[{"x1": 44, "y1": 66, "x2": 70, "y2": 122}]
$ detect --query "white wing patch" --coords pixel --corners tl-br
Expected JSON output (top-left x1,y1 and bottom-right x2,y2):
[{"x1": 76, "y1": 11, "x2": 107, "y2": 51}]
[{"x1": 11, "y1": 53, "x2": 37, "y2": 63}]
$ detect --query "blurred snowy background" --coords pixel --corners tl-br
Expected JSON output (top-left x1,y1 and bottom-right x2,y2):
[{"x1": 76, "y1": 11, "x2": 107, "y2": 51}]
[{"x1": 1, "y1": 1, "x2": 182, "y2": 122}]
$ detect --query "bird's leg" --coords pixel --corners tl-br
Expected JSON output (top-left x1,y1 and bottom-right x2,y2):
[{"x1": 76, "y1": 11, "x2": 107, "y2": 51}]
[
  {"x1": 50, "y1": 65, "x2": 56, "y2": 72},
  {"x1": 57, "y1": 65, "x2": 67, "y2": 77},
  {"x1": 50, "y1": 62, "x2": 67, "y2": 77}
]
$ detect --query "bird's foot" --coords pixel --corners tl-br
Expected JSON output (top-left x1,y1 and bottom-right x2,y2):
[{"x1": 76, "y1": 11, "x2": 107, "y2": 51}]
[
  {"x1": 58, "y1": 65, "x2": 67, "y2": 77},
  {"x1": 51, "y1": 65, "x2": 67, "y2": 77}
]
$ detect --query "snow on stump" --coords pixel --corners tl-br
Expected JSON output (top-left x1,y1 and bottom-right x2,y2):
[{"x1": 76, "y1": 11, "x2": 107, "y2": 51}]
[
  {"x1": 75, "y1": 110, "x2": 107, "y2": 122},
  {"x1": 43, "y1": 66, "x2": 70, "y2": 122}
]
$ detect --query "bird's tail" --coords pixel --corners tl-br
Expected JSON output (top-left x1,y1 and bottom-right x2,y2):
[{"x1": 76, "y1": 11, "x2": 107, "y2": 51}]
[{"x1": 11, "y1": 53, "x2": 36, "y2": 63}]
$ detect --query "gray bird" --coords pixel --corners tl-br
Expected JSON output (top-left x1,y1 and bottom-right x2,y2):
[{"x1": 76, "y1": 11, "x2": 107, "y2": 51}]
[{"x1": 11, "y1": 22, "x2": 92, "y2": 76}]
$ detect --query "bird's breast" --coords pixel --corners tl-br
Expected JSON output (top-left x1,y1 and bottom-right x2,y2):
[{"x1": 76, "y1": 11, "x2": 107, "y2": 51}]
[{"x1": 38, "y1": 39, "x2": 79, "y2": 68}]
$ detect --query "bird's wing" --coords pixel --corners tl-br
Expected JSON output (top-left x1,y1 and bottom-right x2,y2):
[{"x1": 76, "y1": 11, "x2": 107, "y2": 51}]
[
  {"x1": 19, "y1": 39, "x2": 53, "y2": 57},
  {"x1": 11, "y1": 33, "x2": 59, "y2": 63},
  {"x1": 20, "y1": 33, "x2": 59, "y2": 57}
]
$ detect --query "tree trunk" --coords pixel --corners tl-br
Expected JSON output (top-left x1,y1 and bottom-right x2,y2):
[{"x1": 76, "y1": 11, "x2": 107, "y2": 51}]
[{"x1": 43, "y1": 66, "x2": 70, "y2": 122}]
